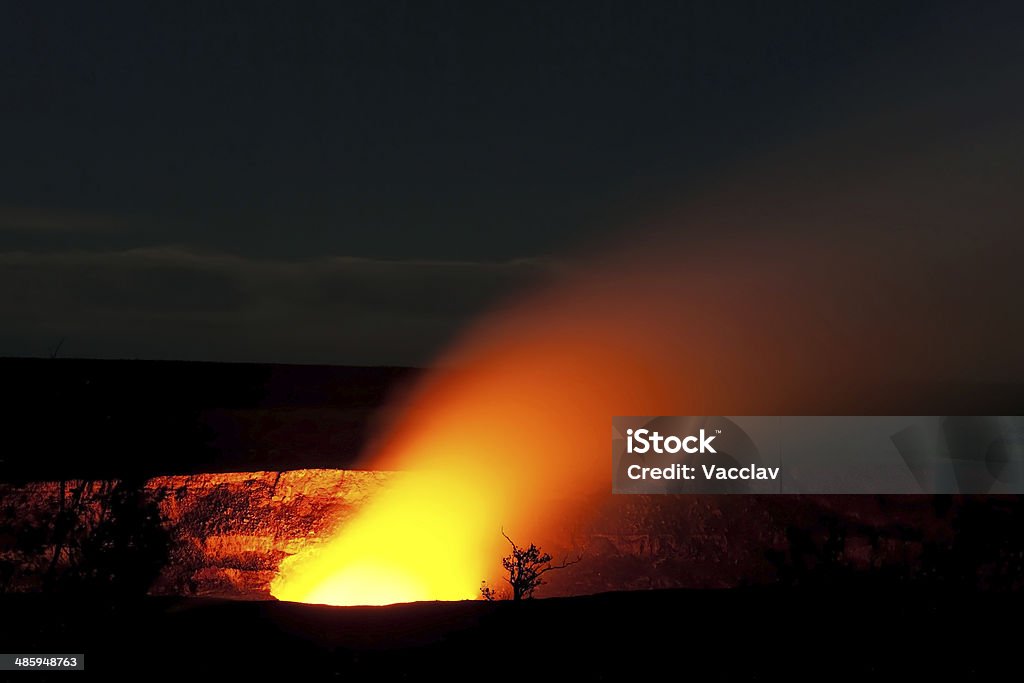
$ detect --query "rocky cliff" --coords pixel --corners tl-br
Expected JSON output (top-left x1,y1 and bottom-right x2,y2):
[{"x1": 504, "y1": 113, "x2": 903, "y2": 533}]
[{"x1": 0, "y1": 470, "x2": 396, "y2": 599}]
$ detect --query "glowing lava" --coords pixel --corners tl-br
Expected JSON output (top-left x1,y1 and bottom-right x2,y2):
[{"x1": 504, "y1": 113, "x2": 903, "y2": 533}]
[{"x1": 271, "y1": 472, "x2": 498, "y2": 605}]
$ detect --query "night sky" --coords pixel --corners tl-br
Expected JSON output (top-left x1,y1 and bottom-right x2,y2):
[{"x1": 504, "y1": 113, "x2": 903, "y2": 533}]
[{"x1": 2, "y1": 1, "x2": 1021, "y2": 365}]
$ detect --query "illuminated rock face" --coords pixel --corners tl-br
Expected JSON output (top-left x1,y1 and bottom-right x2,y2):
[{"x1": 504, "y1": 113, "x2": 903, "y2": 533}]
[
  {"x1": 0, "y1": 470, "x2": 397, "y2": 599},
  {"x1": 147, "y1": 469, "x2": 401, "y2": 599},
  {"x1": 1, "y1": 471, "x2": 1012, "y2": 599}
]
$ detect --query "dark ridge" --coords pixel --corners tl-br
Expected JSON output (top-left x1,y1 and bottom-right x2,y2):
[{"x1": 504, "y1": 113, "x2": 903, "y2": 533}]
[
  {"x1": 2, "y1": 356, "x2": 1023, "y2": 482},
  {"x1": 0, "y1": 357, "x2": 421, "y2": 481}
]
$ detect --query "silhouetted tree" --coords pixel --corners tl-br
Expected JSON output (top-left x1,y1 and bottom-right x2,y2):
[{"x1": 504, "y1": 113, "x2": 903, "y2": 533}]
[
  {"x1": 495, "y1": 529, "x2": 581, "y2": 601},
  {"x1": 44, "y1": 480, "x2": 170, "y2": 596}
]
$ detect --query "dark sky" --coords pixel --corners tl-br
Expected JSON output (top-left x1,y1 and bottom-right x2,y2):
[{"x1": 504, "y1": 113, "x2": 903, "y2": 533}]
[{"x1": 1, "y1": 1, "x2": 1021, "y2": 365}]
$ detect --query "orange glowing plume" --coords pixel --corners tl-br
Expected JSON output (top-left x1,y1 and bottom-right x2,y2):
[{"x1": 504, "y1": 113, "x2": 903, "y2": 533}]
[
  {"x1": 271, "y1": 101, "x2": 1024, "y2": 605},
  {"x1": 269, "y1": 286, "x2": 686, "y2": 605},
  {"x1": 269, "y1": 250, "x2": 721, "y2": 606},
  {"x1": 271, "y1": 221, "x2": 1021, "y2": 606}
]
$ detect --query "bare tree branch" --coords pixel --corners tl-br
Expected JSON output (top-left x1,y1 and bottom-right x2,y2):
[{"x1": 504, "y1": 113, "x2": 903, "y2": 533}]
[
  {"x1": 536, "y1": 554, "x2": 583, "y2": 576},
  {"x1": 488, "y1": 529, "x2": 584, "y2": 601}
]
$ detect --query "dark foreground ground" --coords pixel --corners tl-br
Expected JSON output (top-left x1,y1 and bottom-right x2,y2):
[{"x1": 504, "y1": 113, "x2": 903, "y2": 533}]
[{"x1": 0, "y1": 586, "x2": 1016, "y2": 681}]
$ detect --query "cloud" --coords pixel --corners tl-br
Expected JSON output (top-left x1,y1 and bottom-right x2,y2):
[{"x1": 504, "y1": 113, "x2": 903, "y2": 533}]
[{"x1": 0, "y1": 248, "x2": 562, "y2": 365}]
